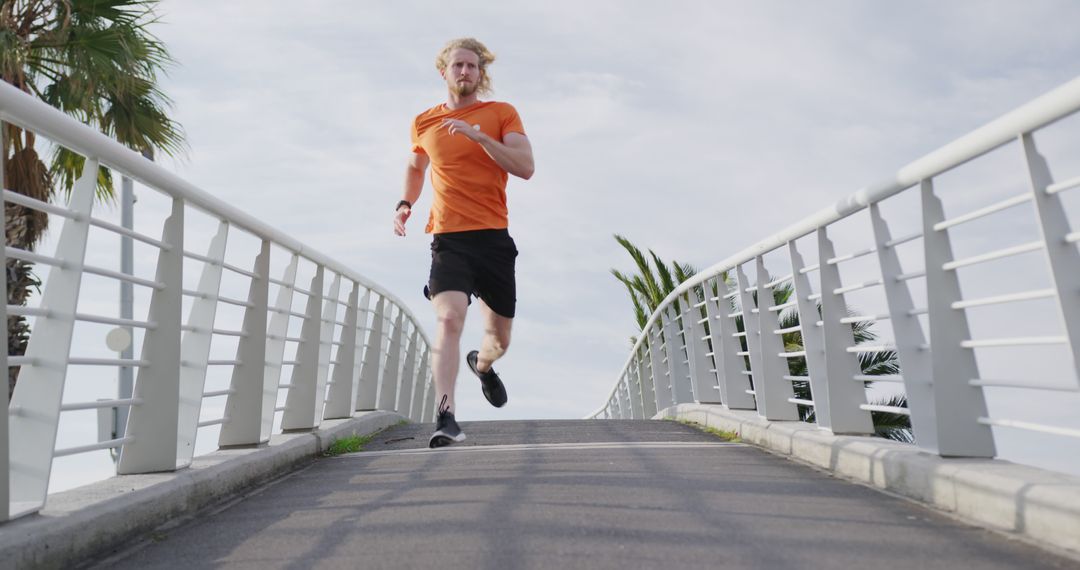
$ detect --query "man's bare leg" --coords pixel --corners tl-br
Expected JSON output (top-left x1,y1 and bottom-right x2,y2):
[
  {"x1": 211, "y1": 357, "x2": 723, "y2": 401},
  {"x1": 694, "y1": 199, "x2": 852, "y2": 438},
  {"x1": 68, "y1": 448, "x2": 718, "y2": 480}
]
[
  {"x1": 476, "y1": 299, "x2": 512, "y2": 373},
  {"x1": 431, "y1": 291, "x2": 469, "y2": 412}
]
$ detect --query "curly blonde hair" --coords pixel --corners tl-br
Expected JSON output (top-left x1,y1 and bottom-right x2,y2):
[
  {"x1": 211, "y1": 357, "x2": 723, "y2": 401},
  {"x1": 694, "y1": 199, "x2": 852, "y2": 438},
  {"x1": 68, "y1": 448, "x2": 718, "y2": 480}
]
[{"x1": 435, "y1": 37, "x2": 496, "y2": 96}]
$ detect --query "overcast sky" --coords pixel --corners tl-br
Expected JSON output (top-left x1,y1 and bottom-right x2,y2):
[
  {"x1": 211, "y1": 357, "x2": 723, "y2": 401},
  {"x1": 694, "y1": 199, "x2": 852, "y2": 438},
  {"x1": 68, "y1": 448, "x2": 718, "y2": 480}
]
[{"x1": 38, "y1": 0, "x2": 1080, "y2": 489}]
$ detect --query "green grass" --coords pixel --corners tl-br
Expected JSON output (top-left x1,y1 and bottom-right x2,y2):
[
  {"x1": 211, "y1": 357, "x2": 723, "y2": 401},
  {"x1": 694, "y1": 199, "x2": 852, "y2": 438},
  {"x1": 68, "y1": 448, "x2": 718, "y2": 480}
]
[
  {"x1": 324, "y1": 433, "x2": 376, "y2": 456},
  {"x1": 671, "y1": 419, "x2": 741, "y2": 442}
]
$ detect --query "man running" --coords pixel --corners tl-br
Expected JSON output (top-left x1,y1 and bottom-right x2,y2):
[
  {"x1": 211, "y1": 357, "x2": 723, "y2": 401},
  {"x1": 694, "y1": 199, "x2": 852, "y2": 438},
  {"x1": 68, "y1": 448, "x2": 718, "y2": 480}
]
[{"x1": 393, "y1": 38, "x2": 534, "y2": 448}]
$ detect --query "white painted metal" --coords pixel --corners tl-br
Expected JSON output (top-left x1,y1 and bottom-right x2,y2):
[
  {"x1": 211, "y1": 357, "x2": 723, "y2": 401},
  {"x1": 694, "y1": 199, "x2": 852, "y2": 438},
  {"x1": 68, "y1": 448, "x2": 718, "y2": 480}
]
[
  {"x1": 661, "y1": 306, "x2": 694, "y2": 404},
  {"x1": 410, "y1": 346, "x2": 430, "y2": 421},
  {"x1": 1, "y1": 121, "x2": 9, "y2": 522},
  {"x1": 625, "y1": 363, "x2": 643, "y2": 419},
  {"x1": 870, "y1": 204, "x2": 940, "y2": 453},
  {"x1": 380, "y1": 310, "x2": 405, "y2": 411},
  {"x1": 257, "y1": 254, "x2": 298, "y2": 442},
  {"x1": 815, "y1": 229, "x2": 874, "y2": 434},
  {"x1": 421, "y1": 370, "x2": 436, "y2": 423},
  {"x1": 281, "y1": 267, "x2": 326, "y2": 430},
  {"x1": 356, "y1": 297, "x2": 387, "y2": 411},
  {"x1": 117, "y1": 197, "x2": 184, "y2": 474},
  {"x1": 636, "y1": 348, "x2": 658, "y2": 417},
  {"x1": 683, "y1": 291, "x2": 721, "y2": 404},
  {"x1": 740, "y1": 261, "x2": 798, "y2": 420},
  {"x1": 704, "y1": 277, "x2": 756, "y2": 409},
  {"x1": 9, "y1": 163, "x2": 98, "y2": 518},
  {"x1": 313, "y1": 273, "x2": 341, "y2": 422},
  {"x1": 646, "y1": 326, "x2": 672, "y2": 411},
  {"x1": 1021, "y1": 134, "x2": 1080, "y2": 383},
  {"x1": 323, "y1": 283, "x2": 361, "y2": 419},
  {"x1": 176, "y1": 222, "x2": 229, "y2": 467},
  {"x1": 922, "y1": 180, "x2": 996, "y2": 457},
  {"x1": 788, "y1": 239, "x2": 834, "y2": 428},
  {"x1": 397, "y1": 327, "x2": 419, "y2": 414}
]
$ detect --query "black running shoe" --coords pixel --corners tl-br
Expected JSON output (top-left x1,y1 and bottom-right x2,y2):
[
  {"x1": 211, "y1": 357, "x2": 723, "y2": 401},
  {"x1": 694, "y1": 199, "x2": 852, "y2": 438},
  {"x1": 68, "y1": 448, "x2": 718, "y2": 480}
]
[
  {"x1": 466, "y1": 350, "x2": 508, "y2": 408},
  {"x1": 429, "y1": 395, "x2": 466, "y2": 448}
]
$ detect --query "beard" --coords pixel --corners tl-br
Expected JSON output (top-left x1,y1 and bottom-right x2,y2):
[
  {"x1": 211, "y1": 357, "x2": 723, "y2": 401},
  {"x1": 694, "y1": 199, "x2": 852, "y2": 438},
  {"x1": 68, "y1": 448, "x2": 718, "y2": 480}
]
[{"x1": 452, "y1": 80, "x2": 479, "y2": 97}]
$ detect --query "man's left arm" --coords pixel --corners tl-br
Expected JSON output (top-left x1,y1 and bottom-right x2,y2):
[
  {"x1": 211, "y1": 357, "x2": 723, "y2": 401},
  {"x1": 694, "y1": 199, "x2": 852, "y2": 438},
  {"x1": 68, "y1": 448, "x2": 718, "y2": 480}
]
[{"x1": 443, "y1": 119, "x2": 535, "y2": 180}]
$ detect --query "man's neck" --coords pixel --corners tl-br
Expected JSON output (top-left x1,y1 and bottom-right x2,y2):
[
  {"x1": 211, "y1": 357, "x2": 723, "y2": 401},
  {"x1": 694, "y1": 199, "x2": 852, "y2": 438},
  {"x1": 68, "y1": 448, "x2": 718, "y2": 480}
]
[{"x1": 445, "y1": 92, "x2": 480, "y2": 110}]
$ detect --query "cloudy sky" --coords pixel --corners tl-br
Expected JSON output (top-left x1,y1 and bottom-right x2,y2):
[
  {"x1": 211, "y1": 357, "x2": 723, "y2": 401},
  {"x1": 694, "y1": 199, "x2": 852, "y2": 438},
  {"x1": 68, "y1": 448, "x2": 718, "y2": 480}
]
[{"x1": 31, "y1": 0, "x2": 1080, "y2": 488}]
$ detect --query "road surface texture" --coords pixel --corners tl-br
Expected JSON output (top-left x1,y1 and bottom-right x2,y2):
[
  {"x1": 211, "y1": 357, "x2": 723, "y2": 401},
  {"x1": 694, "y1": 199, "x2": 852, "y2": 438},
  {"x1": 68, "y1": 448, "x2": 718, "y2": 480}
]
[{"x1": 93, "y1": 420, "x2": 1078, "y2": 569}]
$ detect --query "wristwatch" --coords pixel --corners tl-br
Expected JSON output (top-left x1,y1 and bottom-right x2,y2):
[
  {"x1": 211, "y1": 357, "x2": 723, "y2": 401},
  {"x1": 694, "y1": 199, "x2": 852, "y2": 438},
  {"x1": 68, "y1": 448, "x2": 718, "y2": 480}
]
[{"x1": 396, "y1": 199, "x2": 412, "y2": 211}]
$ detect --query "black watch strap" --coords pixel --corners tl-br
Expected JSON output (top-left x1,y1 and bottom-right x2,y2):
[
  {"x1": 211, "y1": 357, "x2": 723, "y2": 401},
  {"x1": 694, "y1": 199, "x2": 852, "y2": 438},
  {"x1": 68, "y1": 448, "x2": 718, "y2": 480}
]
[{"x1": 396, "y1": 199, "x2": 412, "y2": 211}]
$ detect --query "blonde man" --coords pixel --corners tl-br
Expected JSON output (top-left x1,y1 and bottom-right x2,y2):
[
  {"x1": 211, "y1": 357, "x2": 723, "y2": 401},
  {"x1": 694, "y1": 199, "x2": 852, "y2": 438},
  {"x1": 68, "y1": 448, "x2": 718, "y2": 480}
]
[{"x1": 394, "y1": 38, "x2": 535, "y2": 448}]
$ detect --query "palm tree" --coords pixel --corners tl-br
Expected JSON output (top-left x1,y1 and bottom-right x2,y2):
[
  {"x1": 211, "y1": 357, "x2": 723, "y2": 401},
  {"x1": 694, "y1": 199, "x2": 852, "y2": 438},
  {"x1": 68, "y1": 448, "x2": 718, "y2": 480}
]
[
  {"x1": 612, "y1": 235, "x2": 912, "y2": 441},
  {"x1": 1, "y1": 0, "x2": 186, "y2": 396}
]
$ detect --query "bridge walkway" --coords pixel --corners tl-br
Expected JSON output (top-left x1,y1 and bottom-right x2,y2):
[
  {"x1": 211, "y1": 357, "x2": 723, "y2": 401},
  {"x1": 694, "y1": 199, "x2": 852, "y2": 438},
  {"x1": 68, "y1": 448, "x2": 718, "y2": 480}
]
[{"x1": 94, "y1": 420, "x2": 1074, "y2": 569}]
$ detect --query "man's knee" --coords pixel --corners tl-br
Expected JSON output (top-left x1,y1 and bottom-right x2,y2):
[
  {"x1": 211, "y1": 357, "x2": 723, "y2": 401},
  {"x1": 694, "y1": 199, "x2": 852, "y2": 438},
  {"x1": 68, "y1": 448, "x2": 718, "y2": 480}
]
[
  {"x1": 437, "y1": 309, "x2": 466, "y2": 336},
  {"x1": 487, "y1": 328, "x2": 511, "y2": 353}
]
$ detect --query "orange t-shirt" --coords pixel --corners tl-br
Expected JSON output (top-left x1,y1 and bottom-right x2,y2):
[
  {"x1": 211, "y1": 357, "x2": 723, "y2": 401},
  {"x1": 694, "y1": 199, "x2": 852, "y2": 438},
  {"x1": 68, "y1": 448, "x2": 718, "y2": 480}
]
[{"x1": 411, "y1": 101, "x2": 526, "y2": 234}]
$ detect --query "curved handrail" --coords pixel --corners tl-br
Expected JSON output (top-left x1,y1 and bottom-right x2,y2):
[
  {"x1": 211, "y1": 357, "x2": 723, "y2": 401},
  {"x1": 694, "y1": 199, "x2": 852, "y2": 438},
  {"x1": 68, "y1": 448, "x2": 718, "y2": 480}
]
[{"x1": 591, "y1": 74, "x2": 1080, "y2": 421}]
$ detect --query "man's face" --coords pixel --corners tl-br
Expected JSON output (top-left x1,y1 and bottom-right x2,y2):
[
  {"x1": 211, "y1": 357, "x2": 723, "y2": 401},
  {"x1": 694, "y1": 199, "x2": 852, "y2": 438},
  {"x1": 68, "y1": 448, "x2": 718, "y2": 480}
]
[{"x1": 442, "y1": 48, "x2": 481, "y2": 97}]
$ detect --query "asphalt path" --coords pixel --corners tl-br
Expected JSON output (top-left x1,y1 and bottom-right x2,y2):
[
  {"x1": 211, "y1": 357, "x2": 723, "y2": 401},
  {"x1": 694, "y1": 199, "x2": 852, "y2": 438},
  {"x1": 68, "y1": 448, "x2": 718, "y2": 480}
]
[{"x1": 93, "y1": 420, "x2": 1077, "y2": 569}]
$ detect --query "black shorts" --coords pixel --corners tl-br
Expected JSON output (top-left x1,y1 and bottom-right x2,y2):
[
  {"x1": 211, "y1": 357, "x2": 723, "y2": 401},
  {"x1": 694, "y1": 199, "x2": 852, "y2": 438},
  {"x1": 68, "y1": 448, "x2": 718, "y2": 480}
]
[{"x1": 425, "y1": 229, "x2": 518, "y2": 318}]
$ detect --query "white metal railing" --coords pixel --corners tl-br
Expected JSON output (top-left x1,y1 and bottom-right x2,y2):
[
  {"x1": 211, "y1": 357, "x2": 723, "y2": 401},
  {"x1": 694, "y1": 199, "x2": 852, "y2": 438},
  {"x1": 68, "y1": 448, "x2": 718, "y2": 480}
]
[
  {"x1": 590, "y1": 75, "x2": 1080, "y2": 464},
  {"x1": 0, "y1": 81, "x2": 435, "y2": 522}
]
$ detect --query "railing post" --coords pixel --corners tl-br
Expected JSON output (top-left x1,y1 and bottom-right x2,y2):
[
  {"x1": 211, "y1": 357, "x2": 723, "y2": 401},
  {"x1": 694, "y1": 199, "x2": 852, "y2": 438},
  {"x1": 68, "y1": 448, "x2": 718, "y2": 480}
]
[
  {"x1": 313, "y1": 273, "x2": 341, "y2": 423},
  {"x1": 410, "y1": 345, "x2": 430, "y2": 421},
  {"x1": 281, "y1": 266, "x2": 325, "y2": 430},
  {"x1": 0, "y1": 119, "x2": 7, "y2": 521},
  {"x1": 260, "y1": 254, "x2": 297, "y2": 441},
  {"x1": 738, "y1": 262, "x2": 798, "y2": 420},
  {"x1": 421, "y1": 370, "x2": 436, "y2": 422},
  {"x1": 1021, "y1": 134, "x2": 1080, "y2": 381},
  {"x1": 705, "y1": 276, "x2": 756, "y2": 409},
  {"x1": 619, "y1": 380, "x2": 632, "y2": 418},
  {"x1": 646, "y1": 325, "x2": 673, "y2": 411},
  {"x1": 176, "y1": 221, "x2": 229, "y2": 467},
  {"x1": 635, "y1": 347, "x2": 657, "y2": 418},
  {"x1": 356, "y1": 296, "x2": 387, "y2": 411},
  {"x1": 219, "y1": 240, "x2": 271, "y2": 446},
  {"x1": 625, "y1": 365, "x2": 643, "y2": 419},
  {"x1": 684, "y1": 290, "x2": 721, "y2": 404},
  {"x1": 379, "y1": 310, "x2": 405, "y2": 411},
  {"x1": 869, "y1": 204, "x2": 939, "y2": 451},
  {"x1": 789, "y1": 240, "x2": 832, "y2": 429},
  {"x1": 323, "y1": 282, "x2": 360, "y2": 420},
  {"x1": 8, "y1": 159, "x2": 97, "y2": 514},
  {"x1": 815, "y1": 228, "x2": 875, "y2": 434},
  {"x1": 118, "y1": 197, "x2": 184, "y2": 474},
  {"x1": 661, "y1": 305, "x2": 694, "y2": 404},
  {"x1": 397, "y1": 326, "x2": 419, "y2": 413},
  {"x1": 922, "y1": 180, "x2": 996, "y2": 457}
]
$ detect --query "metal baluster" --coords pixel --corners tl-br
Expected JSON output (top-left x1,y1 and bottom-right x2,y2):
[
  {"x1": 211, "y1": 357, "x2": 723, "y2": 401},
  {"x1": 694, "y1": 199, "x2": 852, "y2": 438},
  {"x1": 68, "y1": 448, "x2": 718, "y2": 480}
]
[
  {"x1": 869, "y1": 204, "x2": 939, "y2": 452},
  {"x1": 636, "y1": 347, "x2": 657, "y2": 418},
  {"x1": 397, "y1": 327, "x2": 419, "y2": 413},
  {"x1": 411, "y1": 346, "x2": 430, "y2": 421},
  {"x1": 815, "y1": 228, "x2": 874, "y2": 434},
  {"x1": 421, "y1": 369, "x2": 436, "y2": 422},
  {"x1": 705, "y1": 276, "x2": 756, "y2": 409},
  {"x1": 685, "y1": 289, "x2": 721, "y2": 404},
  {"x1": 8, "y1": 159, "x2": 97, "y2": 514},
  {"x1": 647, "y1": 324, "x2": 673, "y2": 412},
  {"x1": 281, "y1": 266, "x2": 325, "y2": 430},
  {"x1": 922, "y1": 180, "x2": 995, "y2": 457},
  {"x1": 379, "y1": 310, "x2": 405, "y2": 411},
  {"x1": 118, "y1": 197, "x2": 184, "y2": 474},
  {"x1": 219, "y1": 240, "x2": 271, "y2": 446},
  {"x1": 788, "y1": 239, "x2": 832, "y2": 428},
  {"x1": 1, "y1": 119, "x2": 9, "y2": 522},
  {"x1": 625, "y1": 360, "x2": 643, "y2": 419},
  {"x1": 356, "y1": 296, "x2": 387, "y2": 411},
  {"x1": 176, "y1": 221, "x2": 229, "y2": 467},
  {"x1": 312, "y1": 273, "x2": 341, "y2": 424},
  {"x1": 323, "y1": 282, "x2": 360, "y2": 420},
  {"x1": 1021, "y1": 134, "x2": 1080, "y2": 383},
  {"x1": 260, "y1": 254, "x2": 297, "y2": 441},
  {"x1": 662, "y1": 305, "x2": 694, "y2": 404}
]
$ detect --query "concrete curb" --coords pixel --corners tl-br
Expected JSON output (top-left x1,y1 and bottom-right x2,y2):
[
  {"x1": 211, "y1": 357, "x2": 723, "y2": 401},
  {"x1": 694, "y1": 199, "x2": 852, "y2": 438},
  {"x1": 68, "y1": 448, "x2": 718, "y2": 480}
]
[
  {"x1": 0, "y1": 411, "x2": 405, "y2": 570},
  {"x1": 662, "y1": 403, "x2": 1080, "y2": 558}
]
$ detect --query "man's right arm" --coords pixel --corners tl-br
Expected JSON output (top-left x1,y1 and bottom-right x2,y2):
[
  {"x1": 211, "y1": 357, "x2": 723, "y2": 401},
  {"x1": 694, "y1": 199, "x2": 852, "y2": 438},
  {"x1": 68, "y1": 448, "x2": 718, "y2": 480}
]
[{"x1": 394, "y1": 152, "x2": 429, "y2": 237}]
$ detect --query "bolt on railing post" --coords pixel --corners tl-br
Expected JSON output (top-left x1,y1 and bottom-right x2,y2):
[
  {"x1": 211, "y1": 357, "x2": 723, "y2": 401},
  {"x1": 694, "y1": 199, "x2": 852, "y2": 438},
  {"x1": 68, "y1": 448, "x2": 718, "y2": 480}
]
[
  {"x1": 379, "y1": 310, "x2": 405, "y2": 411},
  {"x1": 661, "y1": 305, "x2": 694, "y2": 404},
  {"x1": 323, "y1": 282, "x2": 361, "y2": 420},
  {"x1": 356, "y1": 296, "x2": 387, "y2": 411},
  {"x1": 705, "y1": 276, "x2": 756, "y2": 409},
  {"x1": 219, "y1": 240, "x2": 271, "y2": 446},
  {"x1": 118, "y1": 197, "x2": 184, "y2": 474},
  {"x1": 176, "y1": 221, "x2": 229, "y2": 467},
  {"x1": 259, "y1": 254, "x2": 297, "y2": 441},
  {"x1": 410, "y1": 346, "x2": 430, "y2": 421},
  {"x1": 8, "y1": 158, "x2": 97, "y2": 514},
  {"x1": 1021, "y1": 134, "x2": 1080, "y2": 383},
  {"x1": 869, "y1": 204, "x2": 939, "y2": 451},
  {"x1": 922, "y1": 180, "x2": 996, "y2": 457},
  {"x1": 815, "y1": 228, "x2": 874, "y2": 434},
  {"x1": 684, "y1": 289, "x2": 721, "y2": 404},
  {"x1": 646, "y1": 325, "x2": 673, "y2": 412},
  {"x1": 281, "y1": 266, "x2": 325, "y2": 431}
]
